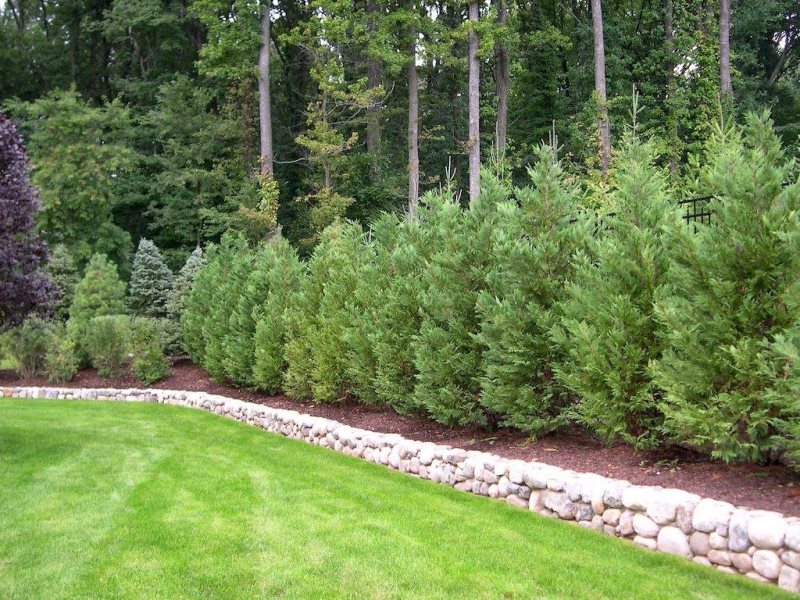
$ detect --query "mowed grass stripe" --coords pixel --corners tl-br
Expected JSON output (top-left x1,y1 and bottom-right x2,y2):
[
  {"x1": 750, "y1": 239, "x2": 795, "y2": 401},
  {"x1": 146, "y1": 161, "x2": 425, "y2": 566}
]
[{"x1": 0, "y1": 399, "x2": 791, "y2": 599}]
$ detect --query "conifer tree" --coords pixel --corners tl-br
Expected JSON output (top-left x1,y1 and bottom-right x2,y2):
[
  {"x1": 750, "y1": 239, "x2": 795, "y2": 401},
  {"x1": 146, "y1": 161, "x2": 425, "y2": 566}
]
[
  {"x1": 553, "y1": 130, "x2": 677, "y2": 448},
  {"x1": 283, "y1": 222, "x2": 369, "y2": 401},
  {"x1": 476, "y1": 144, "x2": 586, "y2": 435},
  {"x1": 47, "y1": 244, "x2": 79, "y2": 322},
  {"x1": 128, "y1": 238, "x2": 174, "y2": 318},
  {"x1": 654, "y1": 112, "x2": 800, "y2": 463},
  {"x1": 413, "y1": 172, "x2": 506, "y2": 426},
  {"x1": 68, "y1": 253, "x2": 127, "y2": 363},
  {"x1": 181, "y1": 246, "x2": 217, "y2": 363},
  {"x1": 167, "y1": 246, "x2": 205, "y2": 320},
  {"x1": 365, "y1": 213, "x2": 431, "y2": 414},
  {"x1": 251, "y1": 238, "x2": 305, "y2": 393}
]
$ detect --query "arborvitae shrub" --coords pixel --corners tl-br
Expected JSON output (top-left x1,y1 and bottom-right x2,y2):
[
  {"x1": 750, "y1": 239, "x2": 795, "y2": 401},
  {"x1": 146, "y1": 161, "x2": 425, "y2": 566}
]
[
  {"x1": 553, "y1": 132, "x2": 677, "y2": 449},
  {"x1": 43, "y1": 323, "x2": 78, "y2": 383},
  {"x1": 413, "y1": 173, "x2": 505, "y2": 426},
  {"x1": 201, "y1": 235, "x2": 252, "y2": 381},
  {"x1": 180, "y1": 246, "x2": 217, "y2": 363},
  {"x1": 85, "y1": 314, "x2": 130, "y2": 378},
  {"x1": 48, "y1": 244, "x2": 79, "y2": 321},
  {"x1": 67, "y1": 253, "x2": 127, "y2": 365},
  {"x1": 167, "y1": 246, "x2": 205, "y2": 320},
  {"x1": 223, "y1": 239, "x2": 299, "y2": 386},
  {"x1": 653, "y1": 113, "x2": 800, "y2": 464},
  {"x1": 342, "y1": 214, "x2": 397, "y2": 406},
  {"x1": 130, "y1": 317, "x2": 171, "y2": 385},
  {"x1": 476, "y1": 145, "x2": 586, "y2": 436},
  {"x1": 284, "y1": 222, "x2": 368, "y2": 401},
  {"x1": 11, "y1": 315, "x2": 54, "y2": 378},
  {"x1": 367, "y1": 215, "x2": 429, "y2": 414},
  {"x1": 251, "y1": 239, "x2": 305, "y2": 393},
  {"x1": 128, "y1": 238, "x2": 174, "y2": 317}
]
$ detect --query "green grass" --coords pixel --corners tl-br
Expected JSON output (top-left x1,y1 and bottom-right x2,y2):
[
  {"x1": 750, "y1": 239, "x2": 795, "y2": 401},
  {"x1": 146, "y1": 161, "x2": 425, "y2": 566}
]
[{"x1": 0, "y1": 399, "x2": 790, "y2": 600}]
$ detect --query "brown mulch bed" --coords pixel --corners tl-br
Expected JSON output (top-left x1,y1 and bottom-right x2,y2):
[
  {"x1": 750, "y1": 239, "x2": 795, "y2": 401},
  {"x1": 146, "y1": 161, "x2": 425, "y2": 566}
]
[{"x1": 3, "y1": 358, "x2": 798, "y2": 516}]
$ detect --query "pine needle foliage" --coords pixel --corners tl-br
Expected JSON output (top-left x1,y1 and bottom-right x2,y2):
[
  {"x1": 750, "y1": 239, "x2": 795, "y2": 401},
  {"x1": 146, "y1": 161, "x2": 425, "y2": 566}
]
[
  {"x1": 553, "y1": 132, "x2": 678, "y2": 449},
  {"x1": 476, "y1": 144, "x2": 586, "y2": 436},
  {"x1": 412, "y1": 172, "x2": 506, "y2": 426},
  {"x1": 653, "y1": 112, "x2": 800, "y2": 464},
  {"x1": 128, "y1": 238, "x2": 174, "y2": 318}
]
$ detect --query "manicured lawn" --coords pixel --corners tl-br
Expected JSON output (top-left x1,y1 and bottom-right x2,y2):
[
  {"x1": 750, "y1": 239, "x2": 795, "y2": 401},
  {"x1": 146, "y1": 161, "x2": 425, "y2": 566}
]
[{"x1": 0, "y1": 399, "x2": 790, "y2": 600}]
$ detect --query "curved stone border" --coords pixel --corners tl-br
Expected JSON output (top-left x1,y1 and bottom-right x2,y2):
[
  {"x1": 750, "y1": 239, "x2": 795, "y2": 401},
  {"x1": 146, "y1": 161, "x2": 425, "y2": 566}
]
[{"x1": 3, "y1": 385, "x2": 799, "y2": 593}]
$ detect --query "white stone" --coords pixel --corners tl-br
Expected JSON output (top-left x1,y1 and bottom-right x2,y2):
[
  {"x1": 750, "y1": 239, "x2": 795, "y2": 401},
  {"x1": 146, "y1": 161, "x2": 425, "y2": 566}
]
[
  {"x1": 779, "y1": 565, "x2": 800, "y2": 593},
  {"x1": 622, "y1": 486, "x2": 659, "y2": 511},
  {"x1": 633, "y1": 514, "x2": 660, "y2": 538},
  {"x1": 618, "y1": 511, "x2": 635, "y2": 537},
  {"x1": 506, "y1": 494, "x2": 527, "y2": 508},
  {"x1": 748, "y1": 513, "x2": 787, "y2": 550},
  {"x1": 692, "y1": 499, "x2": 733, "y2": 534},
  {"x1": 690, "y1": 531, "x2": 710, "y2": 556},
  {"x1": 646, "y1": 489, "x2": 699, "y2": 526},
  {"x1": 783, "y1": 550, "x2": 800, "y2": 570},
  {"x1": 752, "y1": 549, "x2": 782, "y2": 580},
  {"x1": 634, "y1": 535, "x2": 657, "y2": 550},
  {"x1": 727, "y1": 510, "x2": 751, "y2": 553},
  {"x1": 708, "y1": 550, "x2": 731, "y2": 566},
  {"x1": 602, "y1": 508, "x2": 621, "y2": 526},
  {"x1": 709, "y1": 532, "x2": 728, "y2": 550},
  {"x1": 657, "y1": 527, "x2": 691, "y2": 558},
  {"x1": 786, "y1": 523, "x2": 800, "y2": 552},
  {"x1": 731, "y1": 553, "x2": 752, "y2": 573}
]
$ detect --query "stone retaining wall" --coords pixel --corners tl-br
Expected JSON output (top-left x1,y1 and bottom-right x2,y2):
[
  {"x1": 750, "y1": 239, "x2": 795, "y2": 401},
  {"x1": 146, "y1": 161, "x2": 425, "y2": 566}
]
[{"x1": 4, "y1": 385, "x2": 799, "y2": 594}]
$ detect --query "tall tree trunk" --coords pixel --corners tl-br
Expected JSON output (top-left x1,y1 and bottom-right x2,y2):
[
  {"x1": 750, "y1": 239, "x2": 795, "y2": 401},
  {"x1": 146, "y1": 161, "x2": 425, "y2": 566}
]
[
  {"x1": 494, "y1": 0, "x2": 509, "y2": 156},
  {"x1": 407, "y1": 26, "x2": 420, "y2": 217},
  {"x1": 468, "y1": 0, "x2": 480, "y2": 203},
  {"x1": 719, "y1": 0, "x2": 732, "y2": 98},
  {"x1": 590, "y1": 0, "x2": 610, "y2": 176},
  {"x1": 258, "y1": 0, "x2": 274, "y2": 176},
  {"x1": 366, "y1": 0, "x2": 382, "y2": 177}
]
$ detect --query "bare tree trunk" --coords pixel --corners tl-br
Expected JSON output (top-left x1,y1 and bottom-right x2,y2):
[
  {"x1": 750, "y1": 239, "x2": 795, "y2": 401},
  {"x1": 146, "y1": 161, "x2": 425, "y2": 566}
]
[
  {"x1": 407, "y1": 27, "x2": 420, "y2": 218},
  {"x1": 494, "y1": 0, "x2": 509, "y2": 156},
  {"x1": 366, "y1": 0, "x2": 382, "y2": 177},
  {"x1": 590, "y1": 0, "x2": 610, "y2": 176},
  {"x1": 468, "y1": 0, "x2": 480, "y2": 203},
  {"x1": 719, "y1": 0, "x2": 732, "y2": 98},
  {"x1": 258, "y1": 0, "x2": 274, "y2": 176}
]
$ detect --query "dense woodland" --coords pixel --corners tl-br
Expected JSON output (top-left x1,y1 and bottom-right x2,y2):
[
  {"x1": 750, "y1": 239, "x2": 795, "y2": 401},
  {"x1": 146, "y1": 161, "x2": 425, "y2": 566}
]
[
  {"x1": 1, "y1": 0, "x2": 800, "y2": 467},
  {"x1": 1, "y1": 0, "x2": 798, "y2": 263}
]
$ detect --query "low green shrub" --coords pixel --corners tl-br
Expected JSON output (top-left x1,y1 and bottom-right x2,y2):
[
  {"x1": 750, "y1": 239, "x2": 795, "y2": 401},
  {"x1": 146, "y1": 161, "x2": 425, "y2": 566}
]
[
  {"x1": 129, "y1": 317, "x2": 172, "y2": 385},
  {"x1": 10, "y1": 316, "x2": 54, "y2": 378},
  {"x1": 44, "y1": 324, "x2": 79, "y2": 383},
  {"x1": 85, "y1": 315, "x2": 130, "y2": 378}
]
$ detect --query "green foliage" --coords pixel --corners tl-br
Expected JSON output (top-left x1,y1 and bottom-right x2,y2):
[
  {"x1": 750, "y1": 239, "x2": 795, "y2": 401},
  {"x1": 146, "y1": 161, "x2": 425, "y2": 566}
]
[
  {"x1": 553, "y1": 132, "x2": 677, "y2": 449},
  {"x1": 653, "y1": 113, "x2": 800, "y2": 463},
  {"x1": 167, "y1": 247, "x2": 206, "y2": 321},
  {"x1": 128, "y1": 239, "x2": 174, "y2": 318},
  {"x1": 47, "y1": 245, "x2": 79, "y2": 322},
  {"x1": 130, "y1": 317, "x2": 171, "y2": 385},
  {"x1": 223, "y1": 239, "x2": 302, "y2": 386},
  {"x1": 412, "y1": 173, "x2": 505, "y2": 426},
  {"x1": 7, "y1": 91, "x2": 135, "y2": 270},
  {"x1": 43, "y1": 324, "x2": 79, "y2": 383},
  {"x1": 10, "y1": 316, "x2": 54, "y2": 378},
  {"x1": 250, "y1": 239, "x2": 305, "y2": 393},
  {"x1": 67, "y1": 254, "x2": 127, "y2": 365},
  {"x1": 283, "y1": 222, "x2": 368, "y2": 401},
  {"x1": 476, "y1": 145, "x2": 586, "y2": 436},
  {"x1": 84, "y1": 315, "x2": 131, "y2": 379}
]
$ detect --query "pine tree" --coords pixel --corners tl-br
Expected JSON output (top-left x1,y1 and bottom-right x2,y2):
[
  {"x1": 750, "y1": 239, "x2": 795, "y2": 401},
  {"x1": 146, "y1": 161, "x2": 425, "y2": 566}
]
[
  {"x1": 476, "y1": 144, "x2": 586, "y2": 435},
  {"x1": 47, "y1": 244, "x2": 79, "y2": 321},
  {"x1": 128, "y1": 238, "x2": 174, "y2": 317},
  {"x1": 413, "y1": 172, "x2": 506, "y2": 426},
  {"x1": 654, "y1": 112, "x2": 800, "y2": 464},
  {"x1": 67, "y1": 253, "x2": 127, "y2": 364},
  {"x1": 167, "y1": 246, "x2": 205, "y2": 320},
  {"x1": 553, "y1": 130, "x2": 677, "y2": 449},
  {"x1": 0, "y1": 111, "x2": 55, "y2": 327}
]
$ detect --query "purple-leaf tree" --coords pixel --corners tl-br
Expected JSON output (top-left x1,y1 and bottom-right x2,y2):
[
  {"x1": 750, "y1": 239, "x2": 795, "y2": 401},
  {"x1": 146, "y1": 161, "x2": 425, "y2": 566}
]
[{"x1": 0, "y1": 111, "x2": 55, "y2": 328}]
